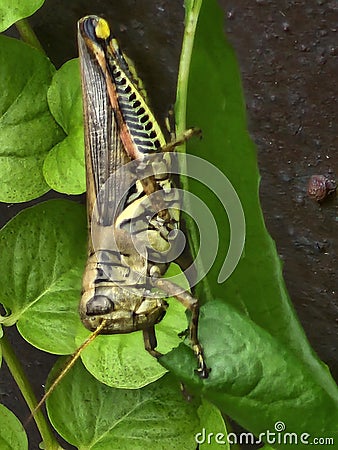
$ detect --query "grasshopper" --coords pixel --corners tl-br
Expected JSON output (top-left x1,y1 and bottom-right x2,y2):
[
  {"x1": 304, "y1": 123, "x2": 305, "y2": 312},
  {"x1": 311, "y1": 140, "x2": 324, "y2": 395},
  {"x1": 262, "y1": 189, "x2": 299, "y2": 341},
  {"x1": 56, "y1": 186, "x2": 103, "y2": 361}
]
[{"x1": 78, "y1": 15, "x2": 209, "y2": 379}]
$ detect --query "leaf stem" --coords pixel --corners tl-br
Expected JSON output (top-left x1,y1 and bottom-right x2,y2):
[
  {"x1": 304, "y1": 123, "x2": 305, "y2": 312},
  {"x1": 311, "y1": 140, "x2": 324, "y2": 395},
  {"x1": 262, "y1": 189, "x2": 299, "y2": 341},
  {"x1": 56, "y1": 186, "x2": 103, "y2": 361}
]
[
  {"x1": 175, "y1": 0, "x2": 202, "y2": 137},
  {"x1": 175, "y1": 0, "x2": 211, "y2": 297},
  {"x1": 1, "y1": 332, "x2": 62, "y2": 450},
  {"x1": 15, "y1": 18, "x2": 46, "y2": 55}
]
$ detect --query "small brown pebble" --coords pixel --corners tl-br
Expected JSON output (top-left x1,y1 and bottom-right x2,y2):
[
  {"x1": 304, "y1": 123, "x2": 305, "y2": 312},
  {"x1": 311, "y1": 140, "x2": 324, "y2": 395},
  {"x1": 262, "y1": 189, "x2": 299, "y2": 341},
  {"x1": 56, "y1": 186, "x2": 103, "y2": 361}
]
[{"x1": 307, "y1": 175, "x2": 336, "y2": 202}]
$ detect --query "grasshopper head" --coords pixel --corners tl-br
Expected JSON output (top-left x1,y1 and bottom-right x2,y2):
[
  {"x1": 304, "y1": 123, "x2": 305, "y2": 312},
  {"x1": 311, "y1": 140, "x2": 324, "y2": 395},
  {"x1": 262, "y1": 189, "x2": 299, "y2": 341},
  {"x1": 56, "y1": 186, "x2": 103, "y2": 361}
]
[{"x1": 79, "y1": 286, "x2": 167, "y2": 334}]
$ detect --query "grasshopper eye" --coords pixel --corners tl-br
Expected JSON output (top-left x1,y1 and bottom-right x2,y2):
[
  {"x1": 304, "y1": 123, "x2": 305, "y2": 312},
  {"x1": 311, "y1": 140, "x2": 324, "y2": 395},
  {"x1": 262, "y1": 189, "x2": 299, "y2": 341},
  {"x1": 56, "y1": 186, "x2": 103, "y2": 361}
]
[
  {"x1": 82, "y1": 17, "x2": 98, "y2": 41},
  {"x1": 86, "y1": 295, "x2": 115, "y2": 316}
]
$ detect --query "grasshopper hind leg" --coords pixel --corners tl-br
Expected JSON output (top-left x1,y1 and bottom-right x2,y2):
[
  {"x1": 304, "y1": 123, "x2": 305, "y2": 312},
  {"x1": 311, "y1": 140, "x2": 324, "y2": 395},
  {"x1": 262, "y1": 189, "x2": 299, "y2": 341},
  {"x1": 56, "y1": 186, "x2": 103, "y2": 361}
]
[{"x1": 150, "y1": 278, "x2": 210, "y2": 379}]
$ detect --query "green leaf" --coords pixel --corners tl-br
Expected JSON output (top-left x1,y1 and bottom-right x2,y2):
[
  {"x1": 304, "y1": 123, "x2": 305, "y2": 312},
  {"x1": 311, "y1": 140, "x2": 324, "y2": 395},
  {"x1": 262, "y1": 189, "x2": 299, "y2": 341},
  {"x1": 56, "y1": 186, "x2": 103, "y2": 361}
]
[
  {"x1": 44, "y1": 58, "x2": 86, "y2": 194},
  {"x1": 184, "y1": 0, "x2": 317, "y2": 357},
  {"x1": 0, "y1": 199, "x2": 87, "y2": 354},
  {"x1": 0, "y1": 404, "x2": 28, "y2": 450},
  {"x1": 162, "y1": 300, "x2": 338, "y2": 445},
  {"x1": 47, "y1": 359, "x2": 201, "y2": 450},
  {"x1": 0, "y1": 35, "x2": 64, "y2": 202},
  {"x1": 198, "y1": 398, "x2": 229, "y2": 450},
  {"x1": 47, "y1": 60, "x2": 83, "y2": 132},
  {"x1": 0, "y1": 0, "x2": 44, "y2": 32}
]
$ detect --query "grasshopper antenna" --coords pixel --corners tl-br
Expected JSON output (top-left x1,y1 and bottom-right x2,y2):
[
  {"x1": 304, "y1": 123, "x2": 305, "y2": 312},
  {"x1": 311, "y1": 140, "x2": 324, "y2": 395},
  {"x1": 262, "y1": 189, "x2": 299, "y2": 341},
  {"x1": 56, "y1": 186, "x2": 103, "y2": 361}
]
[{"x1": 27, "y1": 319, "x2": 108, "y2": 422}]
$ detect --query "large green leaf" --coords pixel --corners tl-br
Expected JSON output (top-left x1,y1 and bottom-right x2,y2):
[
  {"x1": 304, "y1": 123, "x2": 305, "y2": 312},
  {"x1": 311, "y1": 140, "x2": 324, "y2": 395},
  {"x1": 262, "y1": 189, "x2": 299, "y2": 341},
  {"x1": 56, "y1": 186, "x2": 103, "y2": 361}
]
[
  {"x1": 0, "y1": 35, "x2": 64, "y2": 202},
  {"x1": 47, "y1": 359, "x2": 201, "y2": 450},
  {"x1": 44, "y1": 58, "x2": 86, "y2": 194},
  {"x1": 184, "y1": 0, "x2": 315, "y2": 354},
  {"x1": 162, "y1": 300, "x2": 338, "y2": 446},
  {"x1": 0, "y1": 199, "x2": 87, "y2": 354},
  {"x1": 0, "y1": 0, "x2": 44, "y2": 32},
  {"x1": 0, "y1": 404, "x2": 28, "y2": 450}
]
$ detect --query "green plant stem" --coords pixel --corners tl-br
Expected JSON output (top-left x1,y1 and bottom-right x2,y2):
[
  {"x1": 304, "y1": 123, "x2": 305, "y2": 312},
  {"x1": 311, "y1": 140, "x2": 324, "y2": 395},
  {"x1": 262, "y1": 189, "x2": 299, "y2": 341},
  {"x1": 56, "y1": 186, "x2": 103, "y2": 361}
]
[
  {"x1": 176, "y1": 0, "x2": 202, "y2": 136},
  {"x1": 15, "y1": 18, "x2": 46, "y2": 54},
  {"x1": 176, "y1": 0, "x2": 212, "y2": 297},
  {"x1": 1, "y1": 333, "x2": 62, "y2": 450}
]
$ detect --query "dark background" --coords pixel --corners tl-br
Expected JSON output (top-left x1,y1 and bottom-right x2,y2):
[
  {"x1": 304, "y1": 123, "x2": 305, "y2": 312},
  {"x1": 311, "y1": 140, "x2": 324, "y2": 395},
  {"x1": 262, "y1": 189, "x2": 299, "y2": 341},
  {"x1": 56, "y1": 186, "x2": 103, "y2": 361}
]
[{"x1": 0, "y1": 1, "x2": 336, "y2": 449}]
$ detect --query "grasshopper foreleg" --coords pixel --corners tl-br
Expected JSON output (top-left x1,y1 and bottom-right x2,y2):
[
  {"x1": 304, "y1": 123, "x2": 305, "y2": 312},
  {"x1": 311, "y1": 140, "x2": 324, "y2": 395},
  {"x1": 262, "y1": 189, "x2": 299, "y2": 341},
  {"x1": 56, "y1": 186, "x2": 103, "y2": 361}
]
[{"x1": 161, "y1": 127, "x2": 202, "y2": 153}]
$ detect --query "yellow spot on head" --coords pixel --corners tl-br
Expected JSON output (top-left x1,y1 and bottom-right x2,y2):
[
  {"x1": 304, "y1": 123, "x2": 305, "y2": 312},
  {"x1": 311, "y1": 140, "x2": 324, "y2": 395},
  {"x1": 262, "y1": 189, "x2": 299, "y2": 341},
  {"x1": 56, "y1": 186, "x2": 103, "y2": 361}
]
[{"x1": 96, "y1": 18, "x2": 110, "y2": 40}]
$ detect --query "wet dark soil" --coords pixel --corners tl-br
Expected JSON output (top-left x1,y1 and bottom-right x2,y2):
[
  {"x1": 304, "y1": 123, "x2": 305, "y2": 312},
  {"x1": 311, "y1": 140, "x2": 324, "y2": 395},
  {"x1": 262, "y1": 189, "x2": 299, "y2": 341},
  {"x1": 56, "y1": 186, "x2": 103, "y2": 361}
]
[
  {"x1": 220, "y1": 0, "x2": 337, "y2": 377},
  {"x1": 0, "y1": 1, "x2": 336, "y2": 449}
]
